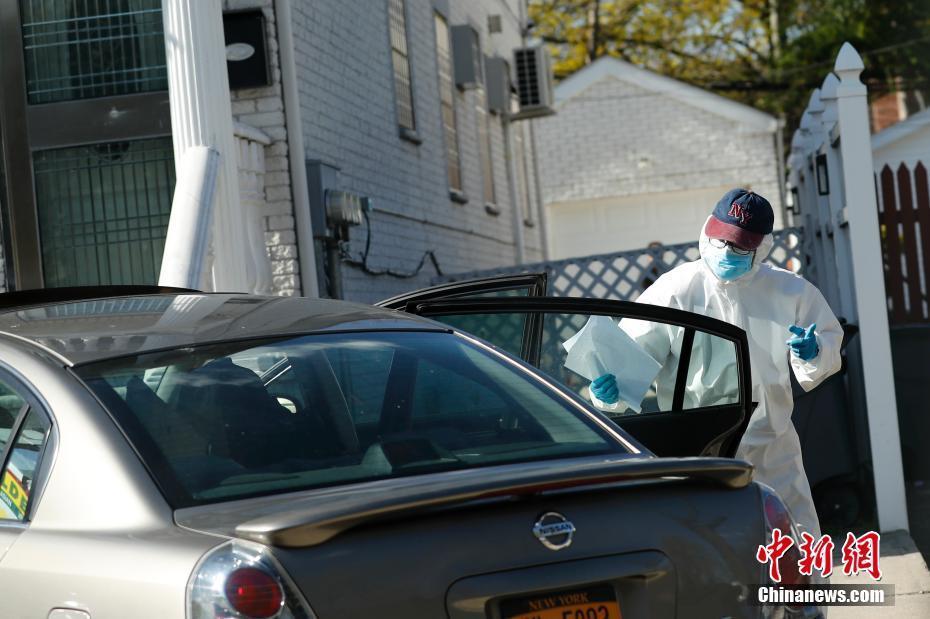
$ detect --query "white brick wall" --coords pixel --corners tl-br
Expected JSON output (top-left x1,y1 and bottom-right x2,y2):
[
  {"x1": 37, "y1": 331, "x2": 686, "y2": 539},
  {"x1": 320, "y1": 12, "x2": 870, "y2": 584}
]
[
  {"x1": 538, "y1": 76, "x2": 782, "y2": 203},
  {"x1": 290, "y1": 0, "x2": 544, "y2": 303},
  {"x1": 536, "y1": 72, "x2": 783, "y2": 256},
  {"x1": 224, "y1": 0, "x2": 301, "y2": 296}
]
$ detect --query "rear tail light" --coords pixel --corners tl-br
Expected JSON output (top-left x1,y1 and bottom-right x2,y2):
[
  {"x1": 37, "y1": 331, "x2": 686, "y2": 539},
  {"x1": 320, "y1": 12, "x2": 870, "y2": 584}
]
[
  {"x1": 188, "y1": 540, "x2": 316, "y2": 619},
  {"x1": 225, "y1": 567, "x2": 285, "y2": 618},
  {"x1": 761, "y1": 487, "x2": 807, "y2": 587},
  {"x1": 758, "y1": 483, "x2": 820, "y2": 618}
]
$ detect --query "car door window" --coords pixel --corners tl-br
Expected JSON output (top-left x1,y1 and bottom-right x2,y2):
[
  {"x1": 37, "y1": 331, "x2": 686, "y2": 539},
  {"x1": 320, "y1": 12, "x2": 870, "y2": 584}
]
[
  {"x1": 406, "y1": 298, "x2": 750, "y2": 459},
  {"x1": 1, "y1": 408, "x2": 51, "y2": 522},
  {"x1": 439, "y1": 312, "x2": 526, "y2": 359},
  {"x1": 538, "y1": 313, "x2": 739, "y2": 415}
]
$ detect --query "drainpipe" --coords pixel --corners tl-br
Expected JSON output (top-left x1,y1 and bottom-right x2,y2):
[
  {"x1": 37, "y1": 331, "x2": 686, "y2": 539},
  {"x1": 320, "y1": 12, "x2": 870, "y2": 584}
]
[
  {"x1": 527, "y1": 120, "x2": 551, "y2": 260},
  {"x1": 502, "y1": 115, "x2": 526, "y2": 264},
  {"x1": 274, "y1": 0, "x2": 321, "y2": 297},
  {"x1": 519, "y1": 0, "x2": 551, "y2": 260}
]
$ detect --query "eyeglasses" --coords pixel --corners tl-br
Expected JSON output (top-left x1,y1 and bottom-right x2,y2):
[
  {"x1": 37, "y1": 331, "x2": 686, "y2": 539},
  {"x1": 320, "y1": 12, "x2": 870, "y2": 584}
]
[{"x1": 708, "y1": 238, "x2": 754, "y2": 255}]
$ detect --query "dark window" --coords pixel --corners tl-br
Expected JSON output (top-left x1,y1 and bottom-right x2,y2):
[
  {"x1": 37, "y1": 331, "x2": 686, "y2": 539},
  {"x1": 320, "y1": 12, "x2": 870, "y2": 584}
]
[
  {"x1": 75, "y1": 331, "x2": 625, "y2": 507},
  {"x1": 388, "y1": 0, "x2": 416, "y2": 133},
  {"x1": 434, "y1": 13, "x2": 462, "y2": 192},
  {"x1": 33, "y1": 137, "x2": 176, "y2": 287}
]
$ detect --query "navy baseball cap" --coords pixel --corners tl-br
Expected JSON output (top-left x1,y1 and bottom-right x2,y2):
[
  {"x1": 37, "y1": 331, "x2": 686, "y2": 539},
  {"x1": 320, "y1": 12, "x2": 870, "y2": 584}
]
[{"x1": 705, "y1": 188, "x2": 774, "y2": 250}]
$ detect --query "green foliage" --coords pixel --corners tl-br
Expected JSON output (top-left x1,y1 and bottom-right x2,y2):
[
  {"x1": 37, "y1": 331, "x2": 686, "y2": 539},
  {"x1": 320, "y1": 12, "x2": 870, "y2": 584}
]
[{"x1": 530, "y1": 0, "x2": 930, "y2": 130}]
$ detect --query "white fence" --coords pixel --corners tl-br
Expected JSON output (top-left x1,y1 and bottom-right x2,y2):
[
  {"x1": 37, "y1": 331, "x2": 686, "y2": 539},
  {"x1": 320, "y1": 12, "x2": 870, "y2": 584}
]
[{"x1": 788, "y1": 43, "x2": 908, "y2": 532}]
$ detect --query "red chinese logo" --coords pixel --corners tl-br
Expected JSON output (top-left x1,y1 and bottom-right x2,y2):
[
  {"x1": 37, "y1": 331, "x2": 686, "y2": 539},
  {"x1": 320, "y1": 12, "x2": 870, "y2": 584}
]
[
  {"x1": 798, "y1": 532, "x2": 835, "y2": 577},
  {"x1": 756, "y1": 528, "x2": 795, "y2": 582},
  {"x1": 841, "y1": 531, "x2": 882, "y2": 580},
  {"x1": 757, "y1": 530, "x2": 882, "y2": 582}
]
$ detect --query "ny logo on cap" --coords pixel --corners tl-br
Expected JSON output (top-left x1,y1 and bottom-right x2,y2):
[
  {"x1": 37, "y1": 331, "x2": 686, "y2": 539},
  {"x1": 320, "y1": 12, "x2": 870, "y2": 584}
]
[{"x1": 728, "y1": 202, "x2": 753, "y2": 225}]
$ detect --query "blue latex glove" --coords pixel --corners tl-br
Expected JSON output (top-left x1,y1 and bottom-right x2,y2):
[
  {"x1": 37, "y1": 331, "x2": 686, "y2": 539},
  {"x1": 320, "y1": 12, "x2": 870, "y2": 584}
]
[
  {"x1": 787, "y1": 323, "x2": 819, "y2": 361},
  {"x1": 590, "y1": 373, "x2": 619, "y2": 404}
]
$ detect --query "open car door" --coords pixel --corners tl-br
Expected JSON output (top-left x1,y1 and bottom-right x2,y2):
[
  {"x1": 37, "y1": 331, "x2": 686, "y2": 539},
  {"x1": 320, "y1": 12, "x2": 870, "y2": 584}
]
[{"x1": 395, "y1": 296, "x2": 753, "y2": 459}]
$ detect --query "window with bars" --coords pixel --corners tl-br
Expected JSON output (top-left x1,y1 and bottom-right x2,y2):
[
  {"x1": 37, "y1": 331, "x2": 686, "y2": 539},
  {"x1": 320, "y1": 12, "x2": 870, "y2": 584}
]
[
  {"x1": 434, "y1": 13, "x2": 463, "y2": 195},
  {"x1": 388, "y1": 0, "x2": 417, "y2": 136},
  {"x1": 476, "y1": 87, "x2": 496, "y2": 207},
  {"x1": 33, "y1": 137, "x2": 176, "y2": 287},
  {"x1": 20, "y1": 0, "x2": 168, "y2": 105}
]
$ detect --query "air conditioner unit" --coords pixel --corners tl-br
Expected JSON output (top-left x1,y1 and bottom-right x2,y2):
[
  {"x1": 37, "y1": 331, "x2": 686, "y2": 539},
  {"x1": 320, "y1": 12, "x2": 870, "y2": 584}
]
[
  {"x1": 451, "y1": 25, "x2": 483, "y2": 89},
  {"x1": 512, "y1": 46, "x2": 555, "y2": 120},
  {"x1": 485, "y1": 56, "x2": 511, "y2": 115}
]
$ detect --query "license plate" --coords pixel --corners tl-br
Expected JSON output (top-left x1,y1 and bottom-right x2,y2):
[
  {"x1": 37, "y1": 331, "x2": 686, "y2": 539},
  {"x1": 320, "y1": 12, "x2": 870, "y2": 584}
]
[{"x1": 499, "y1": 584, "x2": 622, "y2": 619}]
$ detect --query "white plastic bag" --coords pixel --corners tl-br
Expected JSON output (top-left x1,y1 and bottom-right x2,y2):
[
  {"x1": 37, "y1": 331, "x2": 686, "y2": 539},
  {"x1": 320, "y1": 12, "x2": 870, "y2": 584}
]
[{"x1": 562, "y1": 315, "x2": 662, "y2": 413}]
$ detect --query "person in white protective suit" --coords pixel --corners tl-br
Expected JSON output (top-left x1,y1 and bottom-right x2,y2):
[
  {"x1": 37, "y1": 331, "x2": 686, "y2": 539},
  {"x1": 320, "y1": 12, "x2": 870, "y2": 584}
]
[{"x1": 589, "y1": 188, "x2": 842, "y2": 538}]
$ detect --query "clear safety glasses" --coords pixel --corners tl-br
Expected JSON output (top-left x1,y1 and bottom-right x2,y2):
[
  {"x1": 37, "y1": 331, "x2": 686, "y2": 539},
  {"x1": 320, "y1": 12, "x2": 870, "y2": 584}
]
[{"x1": 708, "y1": 238, "x2": 754, "y2": 255}]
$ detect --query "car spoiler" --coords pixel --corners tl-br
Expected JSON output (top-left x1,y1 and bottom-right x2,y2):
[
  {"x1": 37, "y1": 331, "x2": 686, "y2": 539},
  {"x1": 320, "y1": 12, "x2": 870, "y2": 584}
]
[{"x1": 176, "y1": 456, "x2": 753, "y2": 549}]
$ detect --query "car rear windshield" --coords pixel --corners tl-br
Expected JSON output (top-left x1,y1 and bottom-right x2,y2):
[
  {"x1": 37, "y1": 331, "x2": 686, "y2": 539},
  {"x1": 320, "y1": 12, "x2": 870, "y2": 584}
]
[{"x1": 74, "y1": 330, "x2": 627, "y2": 507}]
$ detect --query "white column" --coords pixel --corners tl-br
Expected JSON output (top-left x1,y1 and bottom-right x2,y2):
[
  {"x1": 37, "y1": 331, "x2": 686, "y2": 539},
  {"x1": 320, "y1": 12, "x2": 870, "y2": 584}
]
[
  {"x1": 162, "y1": 0, "x2": 253, "y2": 292},
  {"x1": 834, "y1": 43, "x2": 909, "y2": 532}
]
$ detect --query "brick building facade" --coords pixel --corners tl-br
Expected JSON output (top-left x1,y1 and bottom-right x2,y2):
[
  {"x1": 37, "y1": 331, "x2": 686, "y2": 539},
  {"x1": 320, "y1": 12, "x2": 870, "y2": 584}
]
[{"x1": 289, "y1": 0, "x2": 546, "y2": 302}]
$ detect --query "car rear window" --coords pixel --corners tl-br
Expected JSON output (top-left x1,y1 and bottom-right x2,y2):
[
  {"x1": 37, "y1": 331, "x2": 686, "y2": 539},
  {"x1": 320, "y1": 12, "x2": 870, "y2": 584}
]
[{"x1": 74, "y1": 331, "x2": 627, "y2": 507}]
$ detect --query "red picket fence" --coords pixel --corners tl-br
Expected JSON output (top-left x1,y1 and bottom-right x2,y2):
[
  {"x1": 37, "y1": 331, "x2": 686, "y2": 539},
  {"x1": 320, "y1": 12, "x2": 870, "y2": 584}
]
[{"x1": 877, "y1": 162, "x2": 930, "y2": 324}]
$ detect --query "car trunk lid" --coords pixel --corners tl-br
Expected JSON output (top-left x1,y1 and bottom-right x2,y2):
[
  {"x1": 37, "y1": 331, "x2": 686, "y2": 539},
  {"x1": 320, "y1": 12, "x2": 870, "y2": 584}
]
[{"x1": 177, "y1": 456, "x2": 760, "y2": 618}]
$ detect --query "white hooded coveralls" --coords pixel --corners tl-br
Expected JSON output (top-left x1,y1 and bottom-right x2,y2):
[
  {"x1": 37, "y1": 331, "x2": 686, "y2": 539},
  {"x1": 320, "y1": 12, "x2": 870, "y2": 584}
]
[{"x1": 594, "y1": 223, "x2": 842, "y2": 537}]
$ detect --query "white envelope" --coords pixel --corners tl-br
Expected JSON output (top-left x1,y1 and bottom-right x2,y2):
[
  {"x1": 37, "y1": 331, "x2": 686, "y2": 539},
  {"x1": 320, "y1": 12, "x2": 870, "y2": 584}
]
[{"x1": 561, "y1": 315, "x2": 662, "y2": 413}]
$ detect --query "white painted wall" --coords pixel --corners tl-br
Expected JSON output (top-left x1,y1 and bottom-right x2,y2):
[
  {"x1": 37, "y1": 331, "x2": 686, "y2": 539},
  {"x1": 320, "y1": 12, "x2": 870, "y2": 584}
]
[
  {"x1": 872, "y1": 107, "x2": 930, "y2": 172},
  {"x1": 547, "y1": 185, "x2": 735, "y2": 258}
]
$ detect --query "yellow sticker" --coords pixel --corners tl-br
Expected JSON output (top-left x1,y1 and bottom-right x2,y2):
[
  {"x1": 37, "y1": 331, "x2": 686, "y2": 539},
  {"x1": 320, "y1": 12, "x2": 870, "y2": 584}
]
[{"x1": 0, "y1": 469, "x2": 28, "y2": 520}]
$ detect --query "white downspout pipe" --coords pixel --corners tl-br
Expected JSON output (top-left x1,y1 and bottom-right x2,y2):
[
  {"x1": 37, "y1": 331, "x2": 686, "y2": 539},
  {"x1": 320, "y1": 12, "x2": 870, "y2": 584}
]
[
  {"x1": 158, "y1": 146, "x2": 219, "y2": 289},
  {"x1": 503, "y1": 115, "x2": 526, "y2": 264},
  {"x1": 274, "y1": 0, "x2": 321, "y2": 297}
]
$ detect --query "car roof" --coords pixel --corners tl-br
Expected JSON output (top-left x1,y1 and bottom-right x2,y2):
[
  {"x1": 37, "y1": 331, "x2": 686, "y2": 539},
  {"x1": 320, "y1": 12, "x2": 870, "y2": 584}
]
[{"x1": 0, "y1": 293, "x2": 444, "y2": 366}]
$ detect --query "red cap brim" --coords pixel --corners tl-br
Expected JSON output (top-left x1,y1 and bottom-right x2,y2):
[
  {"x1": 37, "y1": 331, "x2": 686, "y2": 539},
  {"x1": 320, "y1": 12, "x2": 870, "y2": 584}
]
[{"x1": 705, "y1": 216, "x2": 764, "y2": 250}]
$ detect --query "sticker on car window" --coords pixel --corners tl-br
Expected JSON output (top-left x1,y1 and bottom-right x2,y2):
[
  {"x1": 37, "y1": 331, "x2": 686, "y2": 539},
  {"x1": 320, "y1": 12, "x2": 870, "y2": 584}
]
[{"x1": 0, "y1": 463, "x2": 29, "y2": 520}]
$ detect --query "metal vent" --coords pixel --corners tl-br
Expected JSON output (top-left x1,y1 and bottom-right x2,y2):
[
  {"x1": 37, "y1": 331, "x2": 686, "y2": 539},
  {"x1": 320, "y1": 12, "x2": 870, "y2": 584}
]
[{"x1": 513, "y1": 46, "x2": 555, "y2": 120}]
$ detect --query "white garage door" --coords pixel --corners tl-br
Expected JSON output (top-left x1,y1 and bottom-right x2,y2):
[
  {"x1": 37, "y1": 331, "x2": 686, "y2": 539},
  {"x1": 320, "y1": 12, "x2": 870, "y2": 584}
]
[{"x1": 546, "y1": 185, "x2": 779, "y2": 260}]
